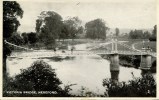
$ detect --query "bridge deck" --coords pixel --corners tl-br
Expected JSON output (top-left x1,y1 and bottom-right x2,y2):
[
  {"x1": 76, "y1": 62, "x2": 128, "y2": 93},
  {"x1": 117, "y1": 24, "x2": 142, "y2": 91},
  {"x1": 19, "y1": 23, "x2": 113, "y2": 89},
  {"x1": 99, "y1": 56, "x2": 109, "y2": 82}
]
[{"x1": 9, "y1": 50, "x2": 156, "y2": 58}]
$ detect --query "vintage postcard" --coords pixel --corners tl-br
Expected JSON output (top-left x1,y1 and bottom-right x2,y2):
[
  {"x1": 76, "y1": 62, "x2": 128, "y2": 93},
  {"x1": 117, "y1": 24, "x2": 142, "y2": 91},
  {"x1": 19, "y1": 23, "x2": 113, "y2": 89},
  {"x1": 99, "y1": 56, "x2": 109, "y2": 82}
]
[{"x1": 1, "y1": 0, "x2": 158, "y2": 99}]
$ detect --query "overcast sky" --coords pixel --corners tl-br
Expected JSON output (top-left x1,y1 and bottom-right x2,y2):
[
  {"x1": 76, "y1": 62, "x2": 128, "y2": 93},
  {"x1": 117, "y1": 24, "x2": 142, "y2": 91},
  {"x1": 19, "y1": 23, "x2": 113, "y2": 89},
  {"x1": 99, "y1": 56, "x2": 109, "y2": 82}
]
[{"x1": 17, "y1": 0, "x2": 156, "y2": 33}]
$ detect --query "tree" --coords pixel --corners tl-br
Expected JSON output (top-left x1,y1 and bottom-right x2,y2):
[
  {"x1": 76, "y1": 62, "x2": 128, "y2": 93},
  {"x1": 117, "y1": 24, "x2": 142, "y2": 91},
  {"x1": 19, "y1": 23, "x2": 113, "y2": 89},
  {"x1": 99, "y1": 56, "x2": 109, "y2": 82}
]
[
  {"x1": 115, "y1": 28, "x2": 120, "y2": 37},
  {"x1": 59, "y1": 24, "x2": 69, "y2": 41},
  {"x1": 129, "y1": 29, "x2": 144, "y2": 39},
  {"x1": 4, "y1": 60, "x2": 71, "y2": 97},
  {"x1": 152, "y1": 25, "x2": 157, "y2": 36},
  {"x1": 27, "y1": 32, "x2": 38, "y2": 45},
  {"x1": 143, "y1": 31, "x2": 151, "y2": 39},
  {"x1": 8, "y1": 32, "x2": 24, "y2": 46},
  {"x1": 63, "y1": 17, "x2": 83, "y2": 40},
  {"x1": 21, "y1": 32, "x2": 28, "y2": 44},
  {"x1": 77, "y1": 26, "x2": 84, "y2": 34},
  {"x1": 3, "y1": 1, "x2": 23, "y2": 38},
  {"x1": 149, "y1": 25, "x2": 157, "y2": 41},
  {"x1": 3, "y1": 1, "x2": 23, "y2": 78},
  {"x1": 35, "y1": 11, "x2": 63, "y2": 47},
  {"x1": 35, "y1": 19, "x2": 42, "y2": 33},
  {"x1": 85, "y1": 18, "x2": 109, "y2": 39}
]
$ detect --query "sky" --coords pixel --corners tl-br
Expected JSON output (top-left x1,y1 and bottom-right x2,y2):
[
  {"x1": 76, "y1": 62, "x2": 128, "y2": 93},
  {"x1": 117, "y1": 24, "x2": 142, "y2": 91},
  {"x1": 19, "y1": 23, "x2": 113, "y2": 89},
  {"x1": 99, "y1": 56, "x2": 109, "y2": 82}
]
[{"x1": 17, "y1": 0, "x2": 157, "y2": 33}]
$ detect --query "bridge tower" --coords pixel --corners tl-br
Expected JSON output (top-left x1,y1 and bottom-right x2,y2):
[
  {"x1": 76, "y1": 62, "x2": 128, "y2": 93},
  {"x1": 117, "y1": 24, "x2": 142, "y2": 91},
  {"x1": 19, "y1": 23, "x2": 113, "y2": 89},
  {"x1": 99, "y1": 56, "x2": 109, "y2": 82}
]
[
  {"x1": 140, "y1": 47, "x2": 152, "y2": 74},
  {"x1": 110, "y1": 39, "x2": 119, "y2": 83}
]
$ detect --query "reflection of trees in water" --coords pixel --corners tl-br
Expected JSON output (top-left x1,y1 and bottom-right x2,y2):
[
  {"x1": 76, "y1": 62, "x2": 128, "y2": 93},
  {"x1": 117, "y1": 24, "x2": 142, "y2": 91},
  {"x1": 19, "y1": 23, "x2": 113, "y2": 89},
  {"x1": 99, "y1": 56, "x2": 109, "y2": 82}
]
[{"x1": 38, "y1": 56, "x2": 75, "y2": 62}]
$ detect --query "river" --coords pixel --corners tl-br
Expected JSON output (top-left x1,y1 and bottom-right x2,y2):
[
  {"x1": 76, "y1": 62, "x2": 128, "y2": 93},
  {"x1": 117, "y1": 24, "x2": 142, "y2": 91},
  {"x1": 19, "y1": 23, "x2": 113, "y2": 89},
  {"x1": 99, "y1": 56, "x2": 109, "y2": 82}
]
[{"x1": 7, "y1": 43, "x2": 143, "y2": 95}]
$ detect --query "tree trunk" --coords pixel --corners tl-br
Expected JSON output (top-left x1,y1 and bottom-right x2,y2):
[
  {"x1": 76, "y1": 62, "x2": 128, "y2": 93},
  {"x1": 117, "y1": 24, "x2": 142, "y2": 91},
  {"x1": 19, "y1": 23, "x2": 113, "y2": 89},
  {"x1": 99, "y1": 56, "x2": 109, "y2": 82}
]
[{"x1": 3, "y1": 56, "x2": 7, "y2": 79}]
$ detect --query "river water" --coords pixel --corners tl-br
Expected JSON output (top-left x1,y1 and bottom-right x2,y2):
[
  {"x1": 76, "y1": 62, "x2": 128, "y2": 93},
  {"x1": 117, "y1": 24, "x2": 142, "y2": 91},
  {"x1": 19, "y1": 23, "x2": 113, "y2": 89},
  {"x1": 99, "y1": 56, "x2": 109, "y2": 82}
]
[{"x1": 7, "y1": 43, "x2": 143, "y2": 95}]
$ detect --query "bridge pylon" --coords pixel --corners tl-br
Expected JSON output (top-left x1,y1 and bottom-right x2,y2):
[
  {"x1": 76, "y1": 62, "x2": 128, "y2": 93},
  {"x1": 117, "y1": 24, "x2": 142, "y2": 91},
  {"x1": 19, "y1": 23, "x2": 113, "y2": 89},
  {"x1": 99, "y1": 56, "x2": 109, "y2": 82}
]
[
  {"x1": 111, "y1": 38, "x2": 118, "y2": 53},
  {"x1": 110, "y1": 38, "x2": 119, "y2": 83},
  {"x1": 140, "y1": 47, "x2": 152, "y2": 74},
  {"x1": 110, "y1": 53, "x2": 119, "y2": 83}
]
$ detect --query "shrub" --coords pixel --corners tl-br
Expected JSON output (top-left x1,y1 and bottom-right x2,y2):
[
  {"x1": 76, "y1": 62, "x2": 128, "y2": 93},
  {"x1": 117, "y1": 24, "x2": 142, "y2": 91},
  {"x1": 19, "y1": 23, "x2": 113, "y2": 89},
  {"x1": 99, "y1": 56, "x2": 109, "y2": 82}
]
[
  {"x1": 3, "y1": 60, "x2": 71, "y2": 97},
  {"x1": 103, "y1": 74, "x2": 156, "y2": 97}
]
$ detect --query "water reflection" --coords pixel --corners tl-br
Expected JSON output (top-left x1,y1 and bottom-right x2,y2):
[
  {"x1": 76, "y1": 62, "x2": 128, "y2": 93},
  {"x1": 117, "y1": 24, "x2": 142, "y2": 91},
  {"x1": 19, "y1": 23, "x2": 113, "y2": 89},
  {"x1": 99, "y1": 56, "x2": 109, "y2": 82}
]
[{"x1": 36, "y1": 56, "x2": 75, "y2": 62}]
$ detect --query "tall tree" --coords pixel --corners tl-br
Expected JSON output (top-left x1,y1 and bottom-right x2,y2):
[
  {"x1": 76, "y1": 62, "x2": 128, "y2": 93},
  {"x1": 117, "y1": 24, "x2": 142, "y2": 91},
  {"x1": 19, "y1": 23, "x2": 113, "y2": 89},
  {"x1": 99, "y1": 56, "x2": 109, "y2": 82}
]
[
  {"x1": 115, "y1": 28, "x2": 120, "y2": 37},
  {"x1": 35, "y1": 11, "x2": 63, "y2": 47},
  {"x1": 152, "y1": 25, "x2": 157, "y2": 35},
  {"x1": 3, "y1": 1, "x2": 23, "y2": 38},
  {"x1": 149, "y1": 25, "x2": 157, "y2": 41},
  {"x1": 59, "y1": 24, "x2": 69, "y2": 41},
  {"x1": 3, "y1": 1, "x2": 23, "y2": 78},
  {"x1": 63, "y1": 17, "x2": 83, "y2": 40},
  {"x1": 85, "y1": 18, "x2": 109, "y2": 39}
]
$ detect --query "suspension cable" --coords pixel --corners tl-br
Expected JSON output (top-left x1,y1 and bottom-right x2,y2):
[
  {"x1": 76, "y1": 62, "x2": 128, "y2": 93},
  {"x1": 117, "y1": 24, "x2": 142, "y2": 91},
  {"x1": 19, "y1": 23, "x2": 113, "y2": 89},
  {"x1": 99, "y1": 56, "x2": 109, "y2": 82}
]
[
  {"x1": 4, "y1": 40, "x2": 34, "y2": 51},
  {"x1": 117, "y1": 42, "x2": 141, "y2": 52}
]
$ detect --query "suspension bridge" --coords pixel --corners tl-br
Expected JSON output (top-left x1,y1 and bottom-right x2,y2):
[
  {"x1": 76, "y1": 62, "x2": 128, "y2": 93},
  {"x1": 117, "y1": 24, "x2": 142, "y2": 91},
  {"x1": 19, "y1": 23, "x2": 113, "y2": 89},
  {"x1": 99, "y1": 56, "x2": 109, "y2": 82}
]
[
  {"x1": 4, "y1": 39, "x2": 156, "y2": 58},
  {"x1": 4, "y1": 39, "x2": 156, "y2": 83}
]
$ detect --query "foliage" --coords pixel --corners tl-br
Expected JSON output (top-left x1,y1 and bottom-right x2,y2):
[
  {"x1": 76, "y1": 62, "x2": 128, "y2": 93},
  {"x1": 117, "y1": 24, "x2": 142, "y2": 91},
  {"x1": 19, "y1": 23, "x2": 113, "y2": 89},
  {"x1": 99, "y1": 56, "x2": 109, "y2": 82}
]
[
  {"x1": 152, "y1": 25, "x2": 157, "y2": 35},
  {"x1": 143, "y1": 31, "x2": 151, "y2": 39},
  {"x1": 85, "y1": 18, "x2": 109, "y2": 39},
  {"x1": 63, "y1": 16, "x2": 83, "y2": 40},
  {"x1": 151, "y1": 60, "x2": 156, "y2": 73},
  {"x1": 119, "y1": 55, "x2": 140, "y2": 68},
  {"x1": 3, "y1": 1, "x2": 23, "y2": 55},
  {"x1": 8, "y1": 32, "x2": 24, "y2": 46},
  {"x1": 3, "y1": 60, "x2": 72, "y2": 97},
  {"x1": 35, "y1": 11, "x2": 63, "y2": 46},
  {"x1": 76, "y1": 86, "x2": 103, "y2": 97},
  {"x1": 3, "y1": 1, "x2": 23, "y2": 39},
  {"x1": 149, "y1": 25, "x2": 157, "y2": 41},
  {"x1": 103, "y1": 74, "x2": 156, "y2": 97},
  {"x1": 16, "y1": 60, "x2": 62, "y2": 91},
  {"x1": 3, "y1": 1, "x2": 23, "y2": 78},
  {"x1": 59, "y1": 24, "x2": 70, "y2": 40},
  {"x1": 129, "y1": 30, "x2": 143, "y2": 39},
  {"x1": 27, "y1": 32, "x2": 38, "y2": 44},
  {"x1": 115, "y1": 28, "x2": 120, "y2": 37},
  {"x1": 129, "y1": 29, "x2": 153, "y2": 40},
  {"x1": 21, "y1": 32, "x2": 28, "y2": 44}
]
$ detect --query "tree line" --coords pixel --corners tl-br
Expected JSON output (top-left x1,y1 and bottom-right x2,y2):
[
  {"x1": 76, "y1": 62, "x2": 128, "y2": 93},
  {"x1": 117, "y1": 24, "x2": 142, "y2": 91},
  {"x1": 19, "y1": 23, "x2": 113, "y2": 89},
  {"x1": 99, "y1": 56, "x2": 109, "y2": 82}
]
[{"x1": 128, "y1": 25, "x2": 156, "y2": 41}]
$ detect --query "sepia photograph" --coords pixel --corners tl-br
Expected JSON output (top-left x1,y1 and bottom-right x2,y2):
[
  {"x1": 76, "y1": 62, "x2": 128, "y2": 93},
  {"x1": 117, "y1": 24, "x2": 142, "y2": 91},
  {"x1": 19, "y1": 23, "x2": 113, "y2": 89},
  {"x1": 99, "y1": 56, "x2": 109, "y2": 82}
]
[{"x1": 2, "y1": 0, "x2": 157, "y2": 98}]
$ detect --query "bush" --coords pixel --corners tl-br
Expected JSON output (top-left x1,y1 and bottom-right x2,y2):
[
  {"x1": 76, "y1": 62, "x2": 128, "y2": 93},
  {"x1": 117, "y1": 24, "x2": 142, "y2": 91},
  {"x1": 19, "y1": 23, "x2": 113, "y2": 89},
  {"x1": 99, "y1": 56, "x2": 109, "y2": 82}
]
[
  {"x1": 3, "y1": 60, "x2": 71, "y2": 97},
  {"x1": 103, "y1": 74, "x2": 156, "y2": 97}
]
